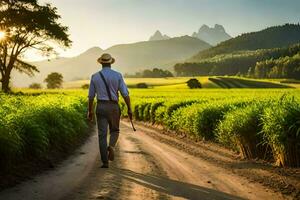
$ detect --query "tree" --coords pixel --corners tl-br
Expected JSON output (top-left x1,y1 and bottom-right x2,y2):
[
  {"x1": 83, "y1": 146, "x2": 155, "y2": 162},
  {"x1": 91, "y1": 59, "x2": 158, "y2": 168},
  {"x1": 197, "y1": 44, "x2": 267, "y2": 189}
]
[
  {"x1": 142, "y1": 68, "x2": 173, "y2": 78},
  {"x1": 0, "y1": 0, "x2": 71, "y2": 92},
  {"x1": 136, "y1": 83, "x2": 148, "y2": 88},
  {"x1": 81, "y1": 84, "x2": 89, "y2": 89},
  {"x1": 44, "y1": 72, "x2": 63, "y2": 89},
  {"x1": 29, "y1": 82, "x2": 42, "y2": 89},
  {"x1": 187, "y1": 78, "x2": 202, "y2": 89}
]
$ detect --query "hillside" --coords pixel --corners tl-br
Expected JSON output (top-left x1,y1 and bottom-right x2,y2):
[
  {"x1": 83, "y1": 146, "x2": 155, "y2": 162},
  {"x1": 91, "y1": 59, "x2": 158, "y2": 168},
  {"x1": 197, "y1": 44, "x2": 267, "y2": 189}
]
[
  {"x1": 174, "y1": 44, "x2": 300, "y2": 77},
  {"x1": 105, "y1": 36, "x2": 210, "y2": 71},
  {"x1": 12, "y1": 36, "x2": 211, "y2": 87},
  {"x1": 192, "y1": 24, "x2": 232, "y2": 46},
  {"x1": 189, "y1": 24, "x2": 300, "y2": 61}
]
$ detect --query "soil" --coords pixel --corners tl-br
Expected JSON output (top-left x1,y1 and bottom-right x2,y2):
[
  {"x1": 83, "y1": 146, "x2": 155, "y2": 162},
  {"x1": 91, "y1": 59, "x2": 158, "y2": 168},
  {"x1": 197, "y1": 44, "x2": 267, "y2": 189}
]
[{"x1": 0, "y1": 121, "x2": 299, "y2": 200}]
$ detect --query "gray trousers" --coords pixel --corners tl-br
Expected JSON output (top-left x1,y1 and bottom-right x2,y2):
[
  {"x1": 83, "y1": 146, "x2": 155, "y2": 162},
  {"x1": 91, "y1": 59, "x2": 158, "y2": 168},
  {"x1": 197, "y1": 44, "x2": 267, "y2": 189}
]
[{"x1": 96, "y1": 102, "x2": 121, "y2": 164}]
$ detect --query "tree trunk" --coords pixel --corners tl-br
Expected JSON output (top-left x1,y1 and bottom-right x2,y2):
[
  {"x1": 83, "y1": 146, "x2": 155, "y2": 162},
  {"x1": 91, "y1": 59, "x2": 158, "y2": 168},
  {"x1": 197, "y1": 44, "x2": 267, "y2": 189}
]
[
  {"x1": 1, "y1": 74, "x2": 11, "y2": 93},
  {"x1": 1, "y1": 59, "x2": 16, "y2": 93}
]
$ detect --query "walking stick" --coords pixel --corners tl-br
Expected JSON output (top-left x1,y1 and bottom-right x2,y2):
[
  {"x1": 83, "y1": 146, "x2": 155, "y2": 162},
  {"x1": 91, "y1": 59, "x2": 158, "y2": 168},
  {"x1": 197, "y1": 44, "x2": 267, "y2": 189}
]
[{"x1": 130, "y1": 118, "x2": 136, "y2": 132}]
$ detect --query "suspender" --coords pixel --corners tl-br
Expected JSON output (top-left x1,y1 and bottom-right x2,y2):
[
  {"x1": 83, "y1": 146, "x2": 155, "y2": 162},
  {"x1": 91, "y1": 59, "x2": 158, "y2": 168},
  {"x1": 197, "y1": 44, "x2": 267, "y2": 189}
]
[{"x1": 99, "y1": 71, "x2": 113, "y2": 101}]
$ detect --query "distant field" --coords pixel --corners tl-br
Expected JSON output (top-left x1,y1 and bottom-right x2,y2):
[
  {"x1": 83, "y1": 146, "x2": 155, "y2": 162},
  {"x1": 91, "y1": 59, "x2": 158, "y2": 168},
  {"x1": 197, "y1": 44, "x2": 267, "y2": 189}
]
[
  {"x1": 63, "y1": 76, "x2": 300, "y2": 89},
  {"x1": 260, "y1": 78, "x2": 300, "y2": 88},
  {"x1": 221, "y1": 77, "x2": 300, "y2": 88},
  {"x1": 63, "y1": 77, "x2": 220, "y2": 89},
  {"x1": 209, "y1": 77, "x2": 292, "y2": 88}
]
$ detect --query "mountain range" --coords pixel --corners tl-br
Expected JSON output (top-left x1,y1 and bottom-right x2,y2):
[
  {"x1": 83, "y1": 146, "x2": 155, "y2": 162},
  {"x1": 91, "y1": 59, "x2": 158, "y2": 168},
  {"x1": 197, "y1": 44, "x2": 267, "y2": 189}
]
[
  {"x1": 16, "y1": 23, "x2": 300, "y2": 87},
  {"x1": 189, "y1": 23, "x2": 300, "y2": 62},
  {"x1": 192, "y1": 24, "x2": 232, "y2": 45},
  {"x1": 12, "y1": 36, "x2": 211, "y2": 87},
  {"x1": 148, "y1": 25, "x2": 232, "y2": 45},
  {"x1": 174, "y1": 24, "x2": 300, "y2": 77}
]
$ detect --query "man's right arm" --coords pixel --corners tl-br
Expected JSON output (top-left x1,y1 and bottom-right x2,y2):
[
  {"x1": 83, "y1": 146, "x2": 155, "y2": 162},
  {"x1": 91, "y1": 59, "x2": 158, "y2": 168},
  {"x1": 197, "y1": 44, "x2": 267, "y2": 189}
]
[
  {"x1": 87, "y1": 76, "x2": 96, "y2": 121},
  {"x1": 123, "y1": 96, "x2": 132, "y2": 119},
  {"x1": 119, "y1": 74, "x2": 132, "y2": 119}
]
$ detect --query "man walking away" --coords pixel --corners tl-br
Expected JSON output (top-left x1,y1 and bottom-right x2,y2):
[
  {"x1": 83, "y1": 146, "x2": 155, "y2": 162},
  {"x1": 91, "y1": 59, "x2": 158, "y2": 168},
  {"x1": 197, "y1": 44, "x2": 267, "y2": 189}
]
[{"x1": 87, "y1": 53, "x2": 133, "y2": 168}]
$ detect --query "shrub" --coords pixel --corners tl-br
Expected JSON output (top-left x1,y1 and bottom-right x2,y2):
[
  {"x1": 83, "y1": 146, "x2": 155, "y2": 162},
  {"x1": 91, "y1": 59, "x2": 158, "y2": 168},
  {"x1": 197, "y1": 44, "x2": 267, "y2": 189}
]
[
  {"x1": 142, "y1": 103, "x2": 152, "y2": 121},
  {"x1": 192, "y1": 103, "x2": 233, "y2": 140},
  {"x1": 154, "y1": 106, "x2": 167, "y2": 124},
  {"x1": 136, "y1": 83, "x2": 148, "y2": 88},
  {"x1": 168, "y1": 103, "x2": 200, "y2": 134},
  {"x1": 81, "y1": 84, "x2": 89, "y2": 89},
  {"x1": 29, "y1": 83, "x2": 42, "y2": 89},
  {"x1": 150, "y1": 101, "x2": 164, "y2": 123},
  {"x1": 163, "y1": 100, "x2": 198, "y2": 126},
  {"x1": 187, "y1": 79, "x2": 202, "y2": 89}
]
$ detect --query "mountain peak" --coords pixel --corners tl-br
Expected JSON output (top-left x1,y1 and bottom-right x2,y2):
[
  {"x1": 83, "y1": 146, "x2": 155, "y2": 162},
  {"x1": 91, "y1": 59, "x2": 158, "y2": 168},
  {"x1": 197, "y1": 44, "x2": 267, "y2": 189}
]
[
  {"x1": 88, "y1": 46, "x2": 103, "y2": 52},
  {"x1": 78, "y1": 46, "x2": 103, "y2": 57},
  {"x1": 192, "y1": 24, "x2": 232, "y2": 45},
  {"x1": 192, "y1": 32, "x2": 198, "y2": 37},
  {"x1": 214, "y1": 24, "x2": 225, "y2": 32},
  {"x1": 154, "y1": 30, "x2": 162, "y2": 35},
  {"x1": 199, "y1": 24, "x2": 210, "y2": 31},
  {"x1": 149, "y1": 30, "x2": 171, "y2": 41}
]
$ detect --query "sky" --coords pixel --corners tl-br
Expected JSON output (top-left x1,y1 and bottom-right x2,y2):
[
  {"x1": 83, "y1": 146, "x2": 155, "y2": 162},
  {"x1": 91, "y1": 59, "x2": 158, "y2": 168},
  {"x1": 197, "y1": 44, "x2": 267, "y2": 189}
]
[{"x1": 27, "y1": 0, "x2": 300, "y2": 61}]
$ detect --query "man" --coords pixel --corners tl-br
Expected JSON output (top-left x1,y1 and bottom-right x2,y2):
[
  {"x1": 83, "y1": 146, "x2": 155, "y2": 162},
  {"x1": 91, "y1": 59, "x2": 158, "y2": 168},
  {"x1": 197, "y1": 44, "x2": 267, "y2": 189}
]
[{"x1": 87, "y1": 53, "x2": 132, "y2": 168}]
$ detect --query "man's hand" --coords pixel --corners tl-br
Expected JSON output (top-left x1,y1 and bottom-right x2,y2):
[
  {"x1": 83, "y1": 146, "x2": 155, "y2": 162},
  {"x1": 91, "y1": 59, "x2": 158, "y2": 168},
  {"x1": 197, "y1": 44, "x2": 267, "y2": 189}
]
[
  {"x1": 87, "y1": 99, "x2": 94, "y2": 122},
  {"x1": 127, "y1": 109, "x2": 133, "y2": 120},
  {"x1": 123, "y1": 96, "x2": 133, "y2": 120},
  {"x1": 87, "y1": 111, "x2": 94, "y2": 122}
]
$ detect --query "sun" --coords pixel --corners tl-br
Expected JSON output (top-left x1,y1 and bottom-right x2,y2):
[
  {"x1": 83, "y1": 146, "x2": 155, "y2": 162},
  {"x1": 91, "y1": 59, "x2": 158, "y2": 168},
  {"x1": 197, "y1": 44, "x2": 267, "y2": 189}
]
[{"x1": 0, "y1": 31, "x2": 6, "y2": 40}]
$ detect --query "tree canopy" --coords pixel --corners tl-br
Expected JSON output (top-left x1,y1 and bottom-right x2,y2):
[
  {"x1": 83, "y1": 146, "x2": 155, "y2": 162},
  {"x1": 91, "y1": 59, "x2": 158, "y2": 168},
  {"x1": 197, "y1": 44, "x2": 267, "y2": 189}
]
[
  {"x1": 125, "y1": 68, "x2": 174, "y2": 78},
  {"x1": 44, "y1": 72, "x2": 63, "y2": 89},
  {"x1": 174, "y1": 44, "x2": 300, "y2": 79},
  {"x1": 187, "y1": 78, "x2": 202, "y2": 89},
  {"x1": 0, "y1": 0, "x2": 71, "y2": 92}
]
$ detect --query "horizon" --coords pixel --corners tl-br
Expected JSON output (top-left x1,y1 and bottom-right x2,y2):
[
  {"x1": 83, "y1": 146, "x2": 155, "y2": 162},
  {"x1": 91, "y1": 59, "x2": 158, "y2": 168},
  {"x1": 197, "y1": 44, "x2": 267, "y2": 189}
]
[{"x1": 23, "y1": 0, "x2": 300, "y2": 62}]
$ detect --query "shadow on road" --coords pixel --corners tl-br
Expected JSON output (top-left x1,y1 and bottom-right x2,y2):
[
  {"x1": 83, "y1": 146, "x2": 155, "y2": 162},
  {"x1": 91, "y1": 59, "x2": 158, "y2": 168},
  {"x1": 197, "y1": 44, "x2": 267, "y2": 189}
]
[{"x1": 112, "y1": 167, "x2": 246, "y2": 200}]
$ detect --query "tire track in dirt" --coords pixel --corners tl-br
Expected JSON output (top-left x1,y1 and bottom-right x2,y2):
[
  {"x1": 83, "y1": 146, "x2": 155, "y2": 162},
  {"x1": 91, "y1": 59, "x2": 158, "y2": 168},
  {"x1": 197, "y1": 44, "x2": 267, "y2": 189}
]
[
  {"x1": 121, "y1": 121, "x2": 287, "y2": 200},
  {"x1": 129, "y1": 120, "x2": 299, "y2": 199},
  {"x1": 0, "y1": 122, "x2": 290, "y2": 200},
  {"x1": 63, "y1": 124, "x2": 170, "y2": 200}
]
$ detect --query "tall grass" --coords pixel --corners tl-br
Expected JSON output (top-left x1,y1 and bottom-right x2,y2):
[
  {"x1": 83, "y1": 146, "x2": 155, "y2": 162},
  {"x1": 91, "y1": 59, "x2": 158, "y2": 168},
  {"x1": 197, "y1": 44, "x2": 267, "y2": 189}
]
[
  {"x1": 120, "y1": 89, "x2": 300, "y2": 167},
  {"x1": 262, "y1": 97, "x2": 300, "y2": 167},
  {"x1": 217, "y1": 102, "x2": 272, "y2": 160},
  {"x1": 0, "y1": 93, "x2": 88, "y2": 170}
]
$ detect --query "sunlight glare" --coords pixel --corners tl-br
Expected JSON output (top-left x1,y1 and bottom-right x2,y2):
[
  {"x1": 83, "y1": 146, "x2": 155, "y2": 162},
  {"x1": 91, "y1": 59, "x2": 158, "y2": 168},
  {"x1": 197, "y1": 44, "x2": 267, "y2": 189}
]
[{"x1": 0, "y1": 31, "x2": 6, "y2": 40}]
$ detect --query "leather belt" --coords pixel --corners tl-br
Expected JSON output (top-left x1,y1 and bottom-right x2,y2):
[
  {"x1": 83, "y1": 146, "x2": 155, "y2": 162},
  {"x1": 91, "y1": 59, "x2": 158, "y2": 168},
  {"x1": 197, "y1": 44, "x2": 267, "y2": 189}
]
[{"x1": 97, "y1": 100, "x2": 118, "y2": 104}]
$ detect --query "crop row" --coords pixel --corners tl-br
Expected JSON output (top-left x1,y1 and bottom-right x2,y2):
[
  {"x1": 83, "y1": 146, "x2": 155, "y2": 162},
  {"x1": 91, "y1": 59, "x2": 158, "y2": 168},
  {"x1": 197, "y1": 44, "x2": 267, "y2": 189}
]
[
  {"x1": 120, "y1": 94, "x2": 300, "y2": 167},
  {"x1": 0, "y1": 93, "x2": 88, "y2": 170}
]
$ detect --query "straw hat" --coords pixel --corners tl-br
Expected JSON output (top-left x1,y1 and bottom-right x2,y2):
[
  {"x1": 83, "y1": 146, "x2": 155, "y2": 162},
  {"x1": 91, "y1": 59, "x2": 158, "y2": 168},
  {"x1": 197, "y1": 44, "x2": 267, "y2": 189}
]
[{"x1": 97, "y1": 53, "x2": 115, "y2": 64}]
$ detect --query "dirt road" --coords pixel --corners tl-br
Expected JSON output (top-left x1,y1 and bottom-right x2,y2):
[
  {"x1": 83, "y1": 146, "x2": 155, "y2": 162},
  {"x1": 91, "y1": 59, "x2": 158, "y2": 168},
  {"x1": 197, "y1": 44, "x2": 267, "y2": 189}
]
[{"x1": 0, "y1": 121, "x2": 288, "y2": 200}]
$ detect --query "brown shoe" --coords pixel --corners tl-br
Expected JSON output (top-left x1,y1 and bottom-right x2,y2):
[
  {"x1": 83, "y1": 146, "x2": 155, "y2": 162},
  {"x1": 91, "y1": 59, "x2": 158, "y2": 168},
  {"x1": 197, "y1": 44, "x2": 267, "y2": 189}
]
[
  {"x1": 108, "y1": 146, "x2": 115, "y2": 161},
  {"x1": 101, "y1": 163, "x2": 109, "y2": 168}
]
